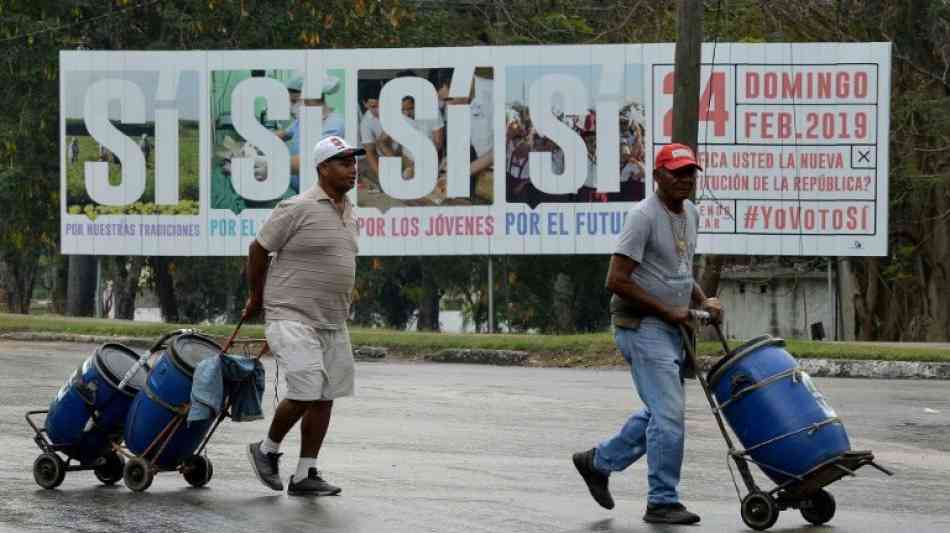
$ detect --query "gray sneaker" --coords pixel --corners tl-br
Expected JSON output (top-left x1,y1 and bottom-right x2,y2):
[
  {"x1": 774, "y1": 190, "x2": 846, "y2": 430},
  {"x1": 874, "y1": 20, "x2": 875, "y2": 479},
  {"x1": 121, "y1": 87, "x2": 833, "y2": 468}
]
[
  {"x1": 287, "y1": 467, "x2": 342, "y2": 496},
  {"x1": 247, "y1": 441, "x2": 283, "y2": 491}
]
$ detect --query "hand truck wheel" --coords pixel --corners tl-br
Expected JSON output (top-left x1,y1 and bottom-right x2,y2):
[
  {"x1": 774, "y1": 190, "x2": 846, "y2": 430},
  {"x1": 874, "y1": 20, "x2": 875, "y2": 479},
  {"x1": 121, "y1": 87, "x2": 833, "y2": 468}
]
[
  {"x1": 123, "y1": 457, "x2": 153, "y2": 492},
  {"x1": 33, "y1": 453, "x2": 66, "y2": 489},
  {"x1": 741, "y1": 491, "x2": 780, "y2": 531},
  {"x1": 182, "y1": 454, "x2": 213, "y2": 488},
  {"x1": 94, "y1": 452, "x2": 125, "y2": 486},
  {"x1": 800, "y1": 489, "x2": 836, "y2": 525}
]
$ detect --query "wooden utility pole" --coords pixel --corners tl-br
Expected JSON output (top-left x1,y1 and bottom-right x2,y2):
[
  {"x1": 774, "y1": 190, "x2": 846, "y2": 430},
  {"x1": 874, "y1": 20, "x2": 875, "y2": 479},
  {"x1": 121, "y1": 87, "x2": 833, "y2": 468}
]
[
  {"x1": 673, "y1": 0, "x2": 724, "y2": 300},
  {"x1": 672, "y1": 0, "x2": 702, "y2": 153}
]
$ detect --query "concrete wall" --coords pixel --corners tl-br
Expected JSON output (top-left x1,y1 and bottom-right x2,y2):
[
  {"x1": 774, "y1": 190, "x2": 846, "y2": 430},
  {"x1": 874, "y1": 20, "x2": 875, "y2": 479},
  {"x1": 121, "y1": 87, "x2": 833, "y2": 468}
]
[{"x1": 717, "y1": 273, "x2": 836, "y2": 342}]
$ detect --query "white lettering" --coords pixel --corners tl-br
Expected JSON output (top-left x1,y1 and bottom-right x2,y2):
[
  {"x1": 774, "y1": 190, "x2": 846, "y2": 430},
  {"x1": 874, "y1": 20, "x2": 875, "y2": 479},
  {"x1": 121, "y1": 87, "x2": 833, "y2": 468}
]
[
  {"x1": 378, "y1": 77, "x2": 440, "y2": 200},
  {"x1": 83, "y1": 79, "x2": 147, "y2": 206},
  {"x1": 231, "y1": 78, "x2": 290, "y2": 201},
  {"x1": 528, "y1": 74, "x2": 588, "y2": 194}
]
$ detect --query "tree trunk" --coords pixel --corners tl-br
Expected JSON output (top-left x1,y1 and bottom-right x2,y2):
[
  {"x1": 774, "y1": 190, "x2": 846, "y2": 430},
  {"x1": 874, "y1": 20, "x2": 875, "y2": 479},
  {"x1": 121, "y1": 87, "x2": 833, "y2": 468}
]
[
  {"x1": 112, "y1": 256, "x2": 146, "y2": 320},
  {"x1": 0, "y1": 253, "x2": 39, "y2": 314},
  {"x1": 50, "y1": 255, "x2": 69, "y2": 315},
  {"x1": 416, "y1": 264, "x2": 441, "y2": 331},
  {"x1": 552, "y1": 273, "x2": 575, "y2": 333},
  {"x1": 66, "y1": 255, "x2": 96, "y2": 317},
  {"x1": 924, "y1": 182, "x2": 950, "y2": 340},
  {"x1": 837, "y1": 258, "x2": 857, "y2": 341},
  {"x1": 858, "y1": 257, "x2": 880, "y2": 340},
  {"x1": 150, "y1": 257, "x2": 179, "y2": 322}
]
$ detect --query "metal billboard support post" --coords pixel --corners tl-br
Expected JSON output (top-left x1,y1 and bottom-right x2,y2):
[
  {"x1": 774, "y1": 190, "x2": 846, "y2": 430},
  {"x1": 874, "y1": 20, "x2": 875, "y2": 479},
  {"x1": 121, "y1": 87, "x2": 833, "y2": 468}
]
[
  {"x1": 487, "y1": 256, "x2": 494, "y2": 333},
  {"x1": 828, "y1": 258, "x2": 835, "y2": 341},
  {"x1": 94, "y1": 257, "x2": 102, "y2": 319}
]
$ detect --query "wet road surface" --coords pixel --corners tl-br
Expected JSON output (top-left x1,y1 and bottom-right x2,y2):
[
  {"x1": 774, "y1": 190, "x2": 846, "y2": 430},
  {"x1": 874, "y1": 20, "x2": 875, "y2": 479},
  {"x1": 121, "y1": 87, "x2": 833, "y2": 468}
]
[{"x1": 1, "y1": 340, "x2": 948, "y2": 532}]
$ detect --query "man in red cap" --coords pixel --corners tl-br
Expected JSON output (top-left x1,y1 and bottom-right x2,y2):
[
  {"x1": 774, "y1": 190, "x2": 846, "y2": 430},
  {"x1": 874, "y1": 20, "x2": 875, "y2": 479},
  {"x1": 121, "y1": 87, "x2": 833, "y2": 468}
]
[{"x1": 572, "y1": 143, "x2": 723, "y2": 524}]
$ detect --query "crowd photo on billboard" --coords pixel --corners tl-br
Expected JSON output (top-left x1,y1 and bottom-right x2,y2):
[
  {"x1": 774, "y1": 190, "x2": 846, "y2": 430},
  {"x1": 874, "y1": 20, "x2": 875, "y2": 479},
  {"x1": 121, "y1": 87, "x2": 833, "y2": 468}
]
[
  {"x1": 505, "y1": 64, "x2": 647, "y2": 208},
  {"x1": 356, "y1": 66, "x2": 495, "y2": 210}
]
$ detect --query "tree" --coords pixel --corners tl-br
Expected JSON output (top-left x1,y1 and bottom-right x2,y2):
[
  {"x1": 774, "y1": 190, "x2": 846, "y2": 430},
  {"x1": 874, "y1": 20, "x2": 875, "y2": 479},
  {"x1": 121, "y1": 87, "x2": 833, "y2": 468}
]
[
  {"x1": 764, "y1": 0, "x2": 950, "y2": 341},
  {"x1": 148, "y1": 256, "x2": 180, "y2": 322},
  {"x1": 4, "y1": 0, "x2": 947, "y2": 340},
  {"x1": 0, "y1": 1, "x2": 66, "y2": 313},
  {"x1": 110, "y1": 256, "x2": 146, "y2": 319}
]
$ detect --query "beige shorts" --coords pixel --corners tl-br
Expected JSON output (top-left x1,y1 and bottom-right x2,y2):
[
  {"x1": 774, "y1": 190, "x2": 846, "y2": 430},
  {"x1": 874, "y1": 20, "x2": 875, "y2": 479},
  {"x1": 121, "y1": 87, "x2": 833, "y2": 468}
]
[{"x1": 265, "y1": 320, "x2": 355, "y2": 401}]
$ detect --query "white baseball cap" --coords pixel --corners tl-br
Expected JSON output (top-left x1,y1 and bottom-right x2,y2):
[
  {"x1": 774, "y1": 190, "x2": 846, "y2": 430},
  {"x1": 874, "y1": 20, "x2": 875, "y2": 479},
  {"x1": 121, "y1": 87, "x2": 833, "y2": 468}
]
[{"x1": 313, "y1": 136, "x2": 365, "y2": 166}]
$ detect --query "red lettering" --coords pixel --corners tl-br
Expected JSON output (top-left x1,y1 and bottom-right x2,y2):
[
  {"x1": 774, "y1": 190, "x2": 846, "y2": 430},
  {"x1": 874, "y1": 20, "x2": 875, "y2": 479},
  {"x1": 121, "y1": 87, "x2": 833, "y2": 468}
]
[
  {"x1": 746, "y1": 72, "x2": 759, "y2": 98},
  {"x1": 855, "y1": 72, "x2": 868, "y2": 98}
]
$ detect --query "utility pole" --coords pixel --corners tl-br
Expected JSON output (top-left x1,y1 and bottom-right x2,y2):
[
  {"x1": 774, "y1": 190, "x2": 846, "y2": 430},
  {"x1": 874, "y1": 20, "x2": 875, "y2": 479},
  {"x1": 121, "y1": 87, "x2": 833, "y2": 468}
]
[
  {"x1": 673, "y1": 0, "x2": 724, "y2": 301},
  {"x1": 672, "y1": 0, "x2": 702, "y2": 153}
]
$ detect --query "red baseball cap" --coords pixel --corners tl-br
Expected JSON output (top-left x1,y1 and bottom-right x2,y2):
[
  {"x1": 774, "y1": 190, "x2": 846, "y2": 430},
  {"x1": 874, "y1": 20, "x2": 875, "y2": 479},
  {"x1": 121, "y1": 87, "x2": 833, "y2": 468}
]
[{"x1": 654, "y1": 143, "x2": 702, "y2": 171}]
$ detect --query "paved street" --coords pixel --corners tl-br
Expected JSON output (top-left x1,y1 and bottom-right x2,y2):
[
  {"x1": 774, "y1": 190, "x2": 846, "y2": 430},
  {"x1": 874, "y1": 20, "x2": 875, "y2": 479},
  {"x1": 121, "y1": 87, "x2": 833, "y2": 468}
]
[{"x1": 1, "y1": 340, "x2": 949, "y2": 532}]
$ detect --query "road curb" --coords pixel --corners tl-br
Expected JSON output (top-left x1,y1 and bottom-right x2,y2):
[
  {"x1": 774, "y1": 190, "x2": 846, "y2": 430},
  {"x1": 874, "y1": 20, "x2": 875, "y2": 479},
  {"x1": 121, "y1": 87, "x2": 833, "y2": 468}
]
[{"x1": 2, "y1": 332, "x2": 948, "y2": 379}]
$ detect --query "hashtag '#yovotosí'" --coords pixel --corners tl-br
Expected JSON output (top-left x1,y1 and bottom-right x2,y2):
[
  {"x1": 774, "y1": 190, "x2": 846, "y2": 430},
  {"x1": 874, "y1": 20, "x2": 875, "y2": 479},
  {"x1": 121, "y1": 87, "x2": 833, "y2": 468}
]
[{"x1": 744, "y1": 206, "x2": 759, "y2": 229}]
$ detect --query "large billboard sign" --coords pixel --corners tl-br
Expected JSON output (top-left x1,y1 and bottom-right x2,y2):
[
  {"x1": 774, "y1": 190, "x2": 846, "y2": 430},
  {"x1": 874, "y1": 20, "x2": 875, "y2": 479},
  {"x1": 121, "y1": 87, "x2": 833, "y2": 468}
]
[{"x1": 60, "y1": 43, "x2": 890, "y2": 256}]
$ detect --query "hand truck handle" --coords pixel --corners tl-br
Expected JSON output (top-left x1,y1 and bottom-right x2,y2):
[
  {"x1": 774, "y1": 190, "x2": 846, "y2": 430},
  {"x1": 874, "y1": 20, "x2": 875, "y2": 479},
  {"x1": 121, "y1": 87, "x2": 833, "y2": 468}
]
[{"x1": 688, "y1": 310, "x2": 731, "y2": 356}]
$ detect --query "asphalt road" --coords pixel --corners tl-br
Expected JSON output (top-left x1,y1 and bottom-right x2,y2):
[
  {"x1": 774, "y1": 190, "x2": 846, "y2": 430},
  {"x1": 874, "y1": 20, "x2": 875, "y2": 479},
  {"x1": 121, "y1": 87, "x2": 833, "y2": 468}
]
[{"x1": 1, "y1": 340, "x2": 948, "y2": 533}]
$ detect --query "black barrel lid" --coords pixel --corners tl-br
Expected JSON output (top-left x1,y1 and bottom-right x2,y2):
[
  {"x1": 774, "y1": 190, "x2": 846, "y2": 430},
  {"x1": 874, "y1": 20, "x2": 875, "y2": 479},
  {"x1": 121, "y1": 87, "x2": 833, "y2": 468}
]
[
  {"x1": 169, "y1": 334, "x2": 221, "y2": 375},
  {"x1": 95, "y1": 343, "x2": 147, "y2": 395},
  {"x1": 706, "y1": 335, "x2": 786, "y2": 388}
]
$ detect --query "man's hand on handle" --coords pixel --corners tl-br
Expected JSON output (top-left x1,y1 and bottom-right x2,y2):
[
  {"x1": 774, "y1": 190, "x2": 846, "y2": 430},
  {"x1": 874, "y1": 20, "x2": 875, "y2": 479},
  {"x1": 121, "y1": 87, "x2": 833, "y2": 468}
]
[
  {"x1": 689, "y1": 299, "x2": 724, "y2": 325},
  {"x1": 701, "y1": 297, "x2": 723, "y2": 323}
]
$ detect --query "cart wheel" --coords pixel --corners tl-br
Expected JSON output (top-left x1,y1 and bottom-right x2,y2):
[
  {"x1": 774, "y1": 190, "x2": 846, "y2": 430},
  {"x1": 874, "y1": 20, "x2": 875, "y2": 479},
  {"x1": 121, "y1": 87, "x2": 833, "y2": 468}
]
[
  {"x1": 94, "y1": 453, "x2": 125, "y2": 486},
  {"x1": 800, "y1": 489, "x2": 836, "y2": 525},
  {"x1": 33, "y1": 453, "x2": 66, "y2": 489},
  {"x1": 123, "y1": 457, "x2": 153, "y2": 492},
  {"x1": 182, "y1": 455, "x2": 213, "y2": 488},
  {"x1": 741, "y1": 492, "x2": 780, "y2": 531}
]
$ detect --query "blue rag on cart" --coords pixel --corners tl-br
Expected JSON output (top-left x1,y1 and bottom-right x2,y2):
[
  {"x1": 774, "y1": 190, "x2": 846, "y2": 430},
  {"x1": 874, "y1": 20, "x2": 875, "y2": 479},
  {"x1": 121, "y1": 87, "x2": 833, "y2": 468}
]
[{"x1": 188, "y1": 354, "x2": 265, "y2": 425}]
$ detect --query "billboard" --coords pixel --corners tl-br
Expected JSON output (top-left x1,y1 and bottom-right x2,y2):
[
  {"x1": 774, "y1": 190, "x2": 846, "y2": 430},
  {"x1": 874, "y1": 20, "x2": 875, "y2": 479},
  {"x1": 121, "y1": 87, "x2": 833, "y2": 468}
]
[{"x1": 60, "y1": 43, "x2": 890, "y2": 256}]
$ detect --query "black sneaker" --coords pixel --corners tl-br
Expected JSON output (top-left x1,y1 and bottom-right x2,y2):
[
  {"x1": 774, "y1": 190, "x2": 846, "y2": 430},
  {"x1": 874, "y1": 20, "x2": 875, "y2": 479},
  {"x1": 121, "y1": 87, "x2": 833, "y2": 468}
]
[
  {"x1": 287, "y1": 467, "x2": 342, "y2": 496},
  {"x1": 572, "y1": 448, "x2": 614, "y2": 510},
  {"x1": 643, "y1": 503, "x2": 701, "y2": 524},
  {"x1": 247, "y1": 441, "x2": 283, "y2": 491}
]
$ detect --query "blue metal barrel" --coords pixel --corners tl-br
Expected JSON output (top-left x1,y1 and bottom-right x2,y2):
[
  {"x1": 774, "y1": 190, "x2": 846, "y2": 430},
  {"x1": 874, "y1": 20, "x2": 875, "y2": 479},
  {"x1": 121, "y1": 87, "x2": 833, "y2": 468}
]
[
  {"x1": 46, "y1": 344, "x2": 148, "y2": 464},
  {"x1": 124, "y1": 333, "x2": 221, "y2": 468},
  {"x1": 707, "y1": 336, "x2": 851, "y2": 485}
]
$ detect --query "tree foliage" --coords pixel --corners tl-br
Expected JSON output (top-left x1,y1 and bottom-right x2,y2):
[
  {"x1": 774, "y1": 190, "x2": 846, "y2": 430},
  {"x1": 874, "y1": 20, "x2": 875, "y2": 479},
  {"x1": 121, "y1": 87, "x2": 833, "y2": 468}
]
[{"x1": 1, "y1": 1, "x2": 948, "y2": 339}]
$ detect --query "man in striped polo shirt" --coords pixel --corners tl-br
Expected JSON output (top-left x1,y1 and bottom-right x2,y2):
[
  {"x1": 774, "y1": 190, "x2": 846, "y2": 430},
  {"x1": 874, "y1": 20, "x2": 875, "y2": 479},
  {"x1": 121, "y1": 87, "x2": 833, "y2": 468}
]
[{"x1": 243, "y1": 136, "x2": 364, "y2": 496}]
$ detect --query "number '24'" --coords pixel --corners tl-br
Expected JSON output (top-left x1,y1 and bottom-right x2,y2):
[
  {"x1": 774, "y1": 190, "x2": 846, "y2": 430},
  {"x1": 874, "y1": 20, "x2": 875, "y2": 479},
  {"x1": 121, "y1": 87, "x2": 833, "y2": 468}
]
[{"x1": 662, "y1": 71, "x2": 729, "y2": 137}]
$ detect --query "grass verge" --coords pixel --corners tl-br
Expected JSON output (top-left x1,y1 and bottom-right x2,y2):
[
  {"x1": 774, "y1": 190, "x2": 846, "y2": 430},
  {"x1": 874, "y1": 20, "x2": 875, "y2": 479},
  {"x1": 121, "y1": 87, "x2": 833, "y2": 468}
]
[{"x1": 1, "y1": 313, "x2": 948, "y2": 366}]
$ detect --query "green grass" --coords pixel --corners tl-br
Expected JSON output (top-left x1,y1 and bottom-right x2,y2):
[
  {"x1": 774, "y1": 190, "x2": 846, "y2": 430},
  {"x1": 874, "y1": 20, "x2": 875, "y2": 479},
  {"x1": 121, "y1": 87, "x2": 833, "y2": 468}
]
[
  {"x1": 2, "y1": 312, "x2": 948, "y2": 365},
  {"x1": 0, "y1": 312, "x2": 259, "y2": 340},
  {"x1": 66, "y1": 125, "x2": 200, "y2": 211}
]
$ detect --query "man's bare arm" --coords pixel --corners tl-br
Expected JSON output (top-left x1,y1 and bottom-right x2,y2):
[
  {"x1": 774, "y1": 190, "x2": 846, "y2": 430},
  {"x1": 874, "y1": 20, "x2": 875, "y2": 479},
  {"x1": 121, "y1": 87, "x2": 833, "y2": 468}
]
[{"x1": 243, "y1": 240, "x2": 271, "y2": 319}]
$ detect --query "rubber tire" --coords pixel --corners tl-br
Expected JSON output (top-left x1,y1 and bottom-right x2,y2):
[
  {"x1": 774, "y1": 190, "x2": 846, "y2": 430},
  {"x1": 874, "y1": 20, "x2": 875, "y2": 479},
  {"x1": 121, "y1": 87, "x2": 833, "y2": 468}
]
[
  {"x1": 33, "y1": 453, "x2": 66, "y2": 489},
  {"x1": 182, "y1": 455, "x2": 213, "y2": 488},
  {"x1": 123, "y1": 457, "x2": 153, "y2": 492},
  {"x1": 800, "y1": 489, "x2": 836, "y2": 525},
  {"x1": 94, "y1": 453, "x2": 125, "y2": 486},
  {"x1": 741, "y1": 492, "x2": 780, "y2": 531}
]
